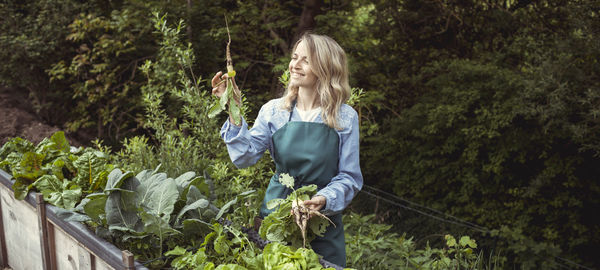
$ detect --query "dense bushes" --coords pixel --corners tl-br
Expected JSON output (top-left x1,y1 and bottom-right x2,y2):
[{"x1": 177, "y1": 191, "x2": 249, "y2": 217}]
[
  {"x1": 0, "y1": 0, "x2": 88, "y2": 122},
  {"x1": 353, "y1": 1, "x2": 600, "y2": 268},
  {"x1": 372, "y1": 59, "x2": 599, "y2": 267}
]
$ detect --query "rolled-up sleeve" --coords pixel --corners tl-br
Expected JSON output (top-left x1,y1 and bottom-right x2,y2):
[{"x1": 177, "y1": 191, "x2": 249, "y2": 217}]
[
  {"x1": 316, "y1": 109, "x2": 363, "y2": 215},
  {"x1": 219, "y1": 104, "x2": 272, "y2": 168}
]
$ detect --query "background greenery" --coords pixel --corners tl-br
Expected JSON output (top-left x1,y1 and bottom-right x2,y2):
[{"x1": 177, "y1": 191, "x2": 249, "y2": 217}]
[{"x1": 1, "y1": 0, "x2": 598, "y2": 269}]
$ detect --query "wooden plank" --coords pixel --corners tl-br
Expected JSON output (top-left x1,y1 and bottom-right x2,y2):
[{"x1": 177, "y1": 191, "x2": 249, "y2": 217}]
[
  {"x1": 52, "y1": 223, "x2": 79, "y2": 270},
  {"x1": 47, "y1": 221, "x2": 57, "y2": 270},
  {"x1": 1, "y1": 170, "x2": 146, "y2": 270},
  {"x1": 47, "y1": 217, "x2": 125, "y2": 270},
  {"x1": 94, "y1": 257, "x2": 114, "y2": 270},
  {"x1": 78, "y1": 245, "x2": 93, "y2": 270},
  {"x1": 51, "y1": 221, "x2": 107, "y2": 270},
  {"x1": 36, "y1": 194, "x2": 52, "y2": 270},
  {"x1": 122, "y1": 250, "x2": 135, "y2": 270},
  {"x1": 0, "y1": 184, "x2": 43, "y2": 270},
  {"x1": 0, "y1": 187, "x2": 8, "y2": 268}
]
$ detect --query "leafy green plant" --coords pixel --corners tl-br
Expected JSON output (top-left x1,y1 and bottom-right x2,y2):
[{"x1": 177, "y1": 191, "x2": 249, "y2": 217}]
[
  {"x1": 202, "y1": 222, "x2": 259, "y2": 266},
  {"x1": 57, "y1": 166, "x2": 227, "y2": 264},
  {"x1": 343, "y1": 213, "x2": 411, "y2": 269},
  {"x1": 0, "y1": 131, "x2": 112, "y2": 205},
  {"x1": 128, "y1": 12, "x2": 225, "y2": 178},
  {"x1": 114, "y1": 136, "x2": 159, "y2": 173},
  {"x1": 0, "y1": 131, "x2": 501, "y2": 269},
  {"x1": 258, "y1": 242, "x2": 334, "y2": 270},
  {"x1": 165, "y1": 246, "x2": 216, "y2": 270},
  {"x1": 343, "y1": 212, "x2": 502, "y2": 270},
  {"x1": 258, "y1": 173, "x2": 331, "y2": 249},
  {"x1": 117, "y1": 13, "x2": 273, "y2": 235},
  {"x1": 207, "y1": 159, "x2": 271, "y2": 228},
  {"x1": 33, "y1": 175, "x2": 82, "y2": 210},
  {"x1": 166, "y1": 240, "x2": 337, "y2": 270}
]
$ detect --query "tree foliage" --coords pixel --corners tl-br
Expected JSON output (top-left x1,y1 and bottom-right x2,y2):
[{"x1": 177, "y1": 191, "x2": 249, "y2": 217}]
[
  {"x1": 358, "y1": 1, "x2": 600, "y2": 268},
  {"x1": 0, "y1": 0, "x2": 89, "y2": 121}
]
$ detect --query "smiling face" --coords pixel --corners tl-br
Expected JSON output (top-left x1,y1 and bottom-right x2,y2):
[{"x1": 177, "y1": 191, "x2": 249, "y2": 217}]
[{"x1": 289, "y1": 40, "x2": 318, "y2": 89}]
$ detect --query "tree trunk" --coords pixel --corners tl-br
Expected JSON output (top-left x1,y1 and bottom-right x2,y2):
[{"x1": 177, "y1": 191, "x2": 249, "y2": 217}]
[
  {"x1": 294, "y1": 0, "x2": 323, "y2": 43},
  {"x1": 261, "y1": 1, "x2": 289, "y2": 54},
  {"x1": 186, "y1": 0, "x2": 192, "y2": 42}
]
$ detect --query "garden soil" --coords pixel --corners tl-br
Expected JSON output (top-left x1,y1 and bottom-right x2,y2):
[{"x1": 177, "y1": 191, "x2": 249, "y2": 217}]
[{"x1": 0, "y1": 87, "x2": 80, "y2": 146}]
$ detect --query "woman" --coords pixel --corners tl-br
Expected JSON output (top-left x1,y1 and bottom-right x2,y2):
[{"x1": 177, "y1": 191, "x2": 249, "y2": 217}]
[{"x1": 211, "y1": 33, "x2": 362, "y2": 267}]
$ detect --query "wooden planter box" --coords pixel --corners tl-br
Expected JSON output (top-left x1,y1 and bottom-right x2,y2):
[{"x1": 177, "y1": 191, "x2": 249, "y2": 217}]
[{"x1": 0, "y1": 169, "x2": 147, "y2": 270}]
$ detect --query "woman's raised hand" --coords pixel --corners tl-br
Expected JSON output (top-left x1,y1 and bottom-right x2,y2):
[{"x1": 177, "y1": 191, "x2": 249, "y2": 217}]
[
  {"x1": 211, "y1": 71, "x2": 227, "y2": 98},
  {"x1": 211, "y1": 71, "x2": 241, "y2": 104},
  {"x1": 211, "y1": 71, "x2": 242, "y2": 125}
]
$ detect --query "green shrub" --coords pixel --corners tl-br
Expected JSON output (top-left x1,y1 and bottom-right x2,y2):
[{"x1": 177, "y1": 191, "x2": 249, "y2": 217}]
[
  {"x1": 47, "y1": 8, "x2": 157, "y2": 143},
  {"x1": 0, "y1": 0, "x2": 90, "y2": 122},
  {"x1": 116, "y1": 13, "x2": 273, "y2": 229},
  {"x1": 373, "y1": 59, "x2": 599, "y2": 268},
  {"x1": 344, "y1": 212, "x2": 502, "y2": 269}
]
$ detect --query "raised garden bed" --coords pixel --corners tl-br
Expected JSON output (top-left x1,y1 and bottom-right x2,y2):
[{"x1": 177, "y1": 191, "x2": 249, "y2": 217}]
[{"x1": 0, "y1": 168, "x2": 147, "y2": 270}]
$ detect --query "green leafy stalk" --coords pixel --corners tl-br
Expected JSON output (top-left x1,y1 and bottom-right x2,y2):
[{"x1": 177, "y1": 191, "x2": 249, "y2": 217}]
[{"x1": 208, "y1": 15, "x2": 244, "y2": 125}]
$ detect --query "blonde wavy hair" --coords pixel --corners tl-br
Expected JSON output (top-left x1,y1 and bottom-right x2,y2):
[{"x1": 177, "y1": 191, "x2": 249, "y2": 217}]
[{"x1": 282, "y1": 33, "x2": 351, "y2": 130}]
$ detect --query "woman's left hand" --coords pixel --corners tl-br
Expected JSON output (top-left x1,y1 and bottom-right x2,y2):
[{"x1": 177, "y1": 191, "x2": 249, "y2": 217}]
[{"x1": 303, "y1": 195, "x2": 327, "y2": 212}]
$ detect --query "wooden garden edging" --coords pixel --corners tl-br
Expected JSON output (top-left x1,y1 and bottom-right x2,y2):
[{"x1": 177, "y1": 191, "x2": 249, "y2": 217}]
[{"x1": 0, "y1": 169, "x2": 147, "y2": 270}]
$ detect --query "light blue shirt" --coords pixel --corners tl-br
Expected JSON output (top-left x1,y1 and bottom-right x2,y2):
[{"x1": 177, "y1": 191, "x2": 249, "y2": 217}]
[{"x1": 220, "y1": 98, "x2": 363, "y2": 215}]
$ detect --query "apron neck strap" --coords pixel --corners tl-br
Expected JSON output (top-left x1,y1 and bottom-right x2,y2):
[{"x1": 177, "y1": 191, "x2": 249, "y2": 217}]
[{"x1": 289, "y1": 100, "x2": 297, "y2": 122}]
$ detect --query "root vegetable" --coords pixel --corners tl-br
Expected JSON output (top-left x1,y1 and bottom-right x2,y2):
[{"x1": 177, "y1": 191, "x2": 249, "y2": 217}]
[
  {"x1": 208, "y1": 15, "x2": 243, "y2": 125},
  {"x1": 291, "y1": 198, "x2": 335, "y2": 248}
]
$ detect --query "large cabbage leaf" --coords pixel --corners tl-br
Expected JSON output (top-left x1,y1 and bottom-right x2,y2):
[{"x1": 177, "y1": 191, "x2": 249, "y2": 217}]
[
  {"x1": 135, "y1": 170, "x2": 179, "y2": 219},
  {"x1": 105, "y1": 171, "x2": 142, "y2": 233}
]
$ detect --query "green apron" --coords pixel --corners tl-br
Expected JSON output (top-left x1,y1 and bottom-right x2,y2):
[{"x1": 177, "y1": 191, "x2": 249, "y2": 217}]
[{"x1": 259, "y1": 107, "x2": 346, "y2": 267}]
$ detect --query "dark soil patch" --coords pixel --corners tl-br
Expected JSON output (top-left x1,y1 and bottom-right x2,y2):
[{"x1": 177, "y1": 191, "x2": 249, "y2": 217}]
[{"x1": 0, "y1": 87, "x2": 81, "y2": 146}]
